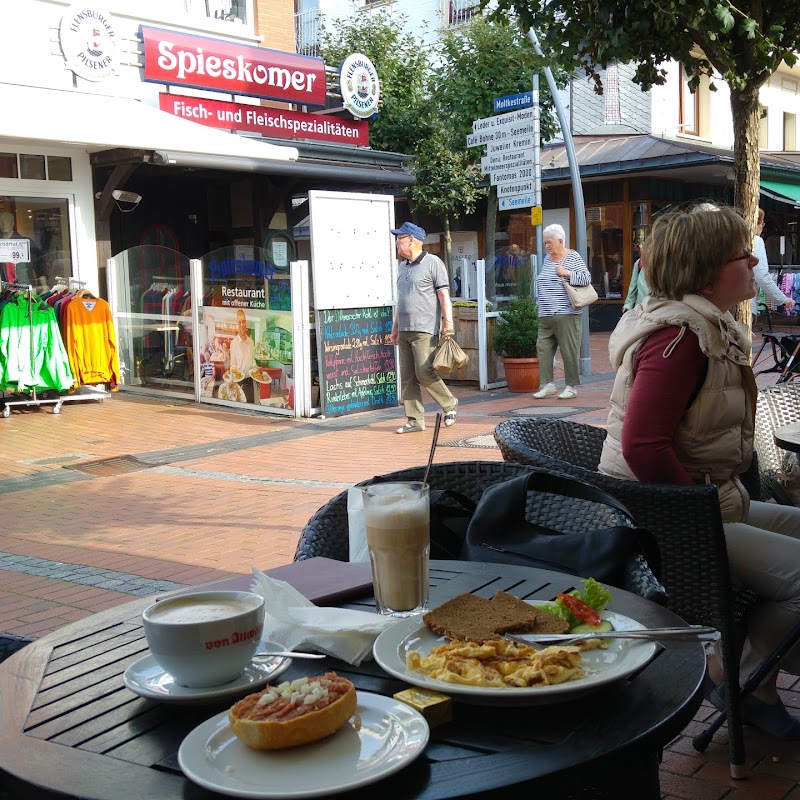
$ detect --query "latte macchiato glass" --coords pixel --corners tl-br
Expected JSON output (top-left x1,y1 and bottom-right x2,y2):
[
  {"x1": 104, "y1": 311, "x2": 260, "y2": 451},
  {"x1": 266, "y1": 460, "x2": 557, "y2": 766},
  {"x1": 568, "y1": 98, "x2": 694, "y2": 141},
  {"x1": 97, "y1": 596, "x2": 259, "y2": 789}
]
[
  {"x1": 361, "y1": 482, "x2": 430, "y2": 617},
  {"x1": 142, "y1": 590, "x2": 265, "y2": 688}
]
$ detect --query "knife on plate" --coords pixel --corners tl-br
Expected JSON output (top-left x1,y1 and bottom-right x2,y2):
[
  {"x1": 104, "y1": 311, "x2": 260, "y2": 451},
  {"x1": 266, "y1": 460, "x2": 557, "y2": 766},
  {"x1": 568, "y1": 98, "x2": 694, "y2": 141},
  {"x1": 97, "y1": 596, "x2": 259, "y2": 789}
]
[{"x1": 506, "y1": 625, "x2": 718, "y2": 645}]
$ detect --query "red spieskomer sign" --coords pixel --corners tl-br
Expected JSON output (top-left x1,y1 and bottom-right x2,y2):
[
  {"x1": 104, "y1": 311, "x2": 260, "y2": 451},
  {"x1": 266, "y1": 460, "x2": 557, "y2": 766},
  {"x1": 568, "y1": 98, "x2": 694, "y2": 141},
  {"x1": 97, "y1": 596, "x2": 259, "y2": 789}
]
[
  {"x1": 159, "y1": 94, "x2": 369, "y2": 147},
  {"x1": 142, "y1": 26, "x2": 326, "y2": 107}
]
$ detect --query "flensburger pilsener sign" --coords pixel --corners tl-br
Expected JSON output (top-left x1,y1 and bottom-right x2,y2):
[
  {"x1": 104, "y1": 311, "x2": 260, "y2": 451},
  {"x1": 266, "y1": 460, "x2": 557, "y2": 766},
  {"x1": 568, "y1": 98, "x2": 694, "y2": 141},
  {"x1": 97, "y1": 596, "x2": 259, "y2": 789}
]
[
  {"x1": 339, "y1": 53, "x2": 380, "y2": 119},
  {"x1": 59, "y1": 4, "x2": 116, "y2": 82}
]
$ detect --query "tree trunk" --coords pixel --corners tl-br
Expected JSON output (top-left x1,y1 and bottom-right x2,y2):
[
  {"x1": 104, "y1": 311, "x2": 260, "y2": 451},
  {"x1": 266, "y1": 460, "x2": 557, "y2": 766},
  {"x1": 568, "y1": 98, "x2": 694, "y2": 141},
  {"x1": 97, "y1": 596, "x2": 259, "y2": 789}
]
[
  {"x1": 729, "y1": 85, "x2": 761, "y2": 337},
  {"x1": 485, "y1": 185, "x2": 498, "y2": 304}
]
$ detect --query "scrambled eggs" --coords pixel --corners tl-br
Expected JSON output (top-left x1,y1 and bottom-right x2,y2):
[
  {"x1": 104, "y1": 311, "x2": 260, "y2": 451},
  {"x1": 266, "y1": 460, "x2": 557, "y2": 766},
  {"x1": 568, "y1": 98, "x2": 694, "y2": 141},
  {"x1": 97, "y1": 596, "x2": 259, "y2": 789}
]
[{"x1": 406, "y1": 639, "x2": 601, "y2": 688}]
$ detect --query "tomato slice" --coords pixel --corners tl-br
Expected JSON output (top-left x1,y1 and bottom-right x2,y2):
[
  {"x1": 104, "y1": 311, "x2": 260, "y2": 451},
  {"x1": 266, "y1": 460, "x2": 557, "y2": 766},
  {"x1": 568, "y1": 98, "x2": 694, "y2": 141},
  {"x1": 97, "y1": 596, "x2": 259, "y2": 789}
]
[{"x1": 556, "y1": 593, "x2": 602, "y2": 626}]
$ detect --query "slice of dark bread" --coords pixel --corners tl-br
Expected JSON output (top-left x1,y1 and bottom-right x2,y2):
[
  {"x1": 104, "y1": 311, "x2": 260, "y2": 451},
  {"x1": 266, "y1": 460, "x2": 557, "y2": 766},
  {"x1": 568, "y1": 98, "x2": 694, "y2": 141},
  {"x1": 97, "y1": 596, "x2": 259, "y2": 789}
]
[
  {"x1": 422, "y1": 591, "x2": 569, "y2": 642},
  {"x1": 492, "y1": 591, "x2": 570, "y2": 635},
  {"x1": 423, "y1": 594, "x2": 499, "y2": 642}
]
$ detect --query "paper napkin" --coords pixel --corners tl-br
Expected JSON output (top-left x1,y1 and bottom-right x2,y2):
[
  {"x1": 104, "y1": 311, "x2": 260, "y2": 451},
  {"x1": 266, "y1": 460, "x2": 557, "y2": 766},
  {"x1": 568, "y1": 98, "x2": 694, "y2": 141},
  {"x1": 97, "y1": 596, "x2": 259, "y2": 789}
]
[{"x1": 250, "y1": 567, "x2": 394, "y2": 665}]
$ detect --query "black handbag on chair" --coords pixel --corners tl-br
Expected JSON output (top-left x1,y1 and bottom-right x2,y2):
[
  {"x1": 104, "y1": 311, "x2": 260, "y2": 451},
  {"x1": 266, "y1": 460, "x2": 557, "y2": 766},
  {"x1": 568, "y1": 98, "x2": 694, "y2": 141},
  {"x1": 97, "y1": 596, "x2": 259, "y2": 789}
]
[{"x1": 460, "y1": 471, "x2": 661, "y2": 589}]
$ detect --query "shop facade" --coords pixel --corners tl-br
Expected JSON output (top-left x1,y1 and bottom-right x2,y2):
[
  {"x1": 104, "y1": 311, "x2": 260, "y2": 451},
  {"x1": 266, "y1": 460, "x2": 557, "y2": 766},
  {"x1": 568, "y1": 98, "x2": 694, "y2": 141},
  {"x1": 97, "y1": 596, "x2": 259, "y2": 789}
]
[
  {"x1": 492, "y1": 134, "x2": 800, "y2": 331},
  {"x1": 1, "y1": 2, "x2": 411, "y2": 416}
]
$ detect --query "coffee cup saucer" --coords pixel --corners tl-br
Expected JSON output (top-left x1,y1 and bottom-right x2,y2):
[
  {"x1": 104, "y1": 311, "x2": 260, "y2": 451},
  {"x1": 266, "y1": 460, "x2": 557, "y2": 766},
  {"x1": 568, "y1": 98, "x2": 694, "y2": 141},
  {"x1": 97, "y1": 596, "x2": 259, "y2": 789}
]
[{"x1": 123, "y1": 651, "x2": 292, "y2": 705}]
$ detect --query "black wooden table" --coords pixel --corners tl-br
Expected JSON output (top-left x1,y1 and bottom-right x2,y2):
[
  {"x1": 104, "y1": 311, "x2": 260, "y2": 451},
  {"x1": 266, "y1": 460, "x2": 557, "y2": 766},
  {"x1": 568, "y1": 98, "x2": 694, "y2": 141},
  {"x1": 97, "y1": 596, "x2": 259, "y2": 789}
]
[
  {"x1": 774, "y1": 421, "x2": 800, "y2": 453},
  {"x1": 0, "y1": 561, "x2": 705, "y2": 800}
]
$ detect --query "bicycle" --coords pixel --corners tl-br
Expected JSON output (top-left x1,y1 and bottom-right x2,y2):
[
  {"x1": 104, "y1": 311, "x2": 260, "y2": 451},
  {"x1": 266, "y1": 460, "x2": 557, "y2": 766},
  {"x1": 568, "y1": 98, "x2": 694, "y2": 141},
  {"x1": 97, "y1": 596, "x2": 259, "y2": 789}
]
[{"x1": 751, "y1": 302, "x2": 800, "y2": 383}]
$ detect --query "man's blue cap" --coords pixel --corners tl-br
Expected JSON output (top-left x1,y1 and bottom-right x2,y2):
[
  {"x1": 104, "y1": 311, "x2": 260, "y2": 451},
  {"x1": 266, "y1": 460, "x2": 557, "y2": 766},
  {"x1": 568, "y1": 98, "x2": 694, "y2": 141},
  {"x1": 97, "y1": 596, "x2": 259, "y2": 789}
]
[{"x1": 390, "y1": 221, "x2": 426, "y2": 240}]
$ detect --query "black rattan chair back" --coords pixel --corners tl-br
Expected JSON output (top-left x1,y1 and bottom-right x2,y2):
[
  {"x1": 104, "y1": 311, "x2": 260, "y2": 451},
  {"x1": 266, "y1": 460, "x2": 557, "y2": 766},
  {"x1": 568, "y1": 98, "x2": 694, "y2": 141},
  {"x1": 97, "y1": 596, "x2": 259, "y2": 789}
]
[
  {"x1": 295, "y1": 462, "x2": 533, "y2": 563},
  {"x1": 493, "y1": 416, "x2": 751, "y2": 777},
  {"x1": 753, "y1": 384, "x2": 800, "y2": 502},
  {"x1": 295, "y1": 459, "x2": 664, "y2": 599}
]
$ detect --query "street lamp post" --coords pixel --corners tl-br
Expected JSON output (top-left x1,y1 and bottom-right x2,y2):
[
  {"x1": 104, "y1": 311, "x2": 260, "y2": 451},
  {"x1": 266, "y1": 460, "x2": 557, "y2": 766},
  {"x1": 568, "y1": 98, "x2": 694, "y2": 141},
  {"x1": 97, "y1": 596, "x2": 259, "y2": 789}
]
[{"x1": 527, "y1": 27, "x2": 591, "y2": 376}]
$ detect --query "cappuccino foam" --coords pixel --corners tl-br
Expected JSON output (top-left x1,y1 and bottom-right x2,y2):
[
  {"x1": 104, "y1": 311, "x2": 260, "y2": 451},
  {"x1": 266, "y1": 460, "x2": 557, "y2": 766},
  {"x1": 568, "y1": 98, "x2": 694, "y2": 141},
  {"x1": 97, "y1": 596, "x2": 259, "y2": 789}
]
[{"x1": 148, "y1": 596, "x2": 257, "y2": 625}]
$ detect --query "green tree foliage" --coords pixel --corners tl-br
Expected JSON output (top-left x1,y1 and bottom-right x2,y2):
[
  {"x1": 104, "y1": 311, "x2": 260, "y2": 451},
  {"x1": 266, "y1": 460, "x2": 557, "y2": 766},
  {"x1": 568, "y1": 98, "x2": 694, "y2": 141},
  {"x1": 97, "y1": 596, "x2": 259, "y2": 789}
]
[
  {"x1": 428, "y1": 17, "x2": 563, "y2": 295},
  {"x1": 432, "y1": 17, "x2": 561, "y2": 149},
  {"x1": 488, "y1": 0, "x2": 800, "y2": 229},
  {"x1": 408, "y1": 119, "x2": 487, "y2": 280},
  {"x1": 318, "y1": 8, "x2": 430, "y2": 155}
]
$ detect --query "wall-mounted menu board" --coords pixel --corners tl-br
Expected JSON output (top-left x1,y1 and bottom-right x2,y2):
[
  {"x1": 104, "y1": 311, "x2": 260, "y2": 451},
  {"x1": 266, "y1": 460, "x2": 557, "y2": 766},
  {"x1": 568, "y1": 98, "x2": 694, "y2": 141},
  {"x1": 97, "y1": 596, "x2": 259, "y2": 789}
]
[{"x1": 318, "y1": 306, "x2": 397, "y2": 417}]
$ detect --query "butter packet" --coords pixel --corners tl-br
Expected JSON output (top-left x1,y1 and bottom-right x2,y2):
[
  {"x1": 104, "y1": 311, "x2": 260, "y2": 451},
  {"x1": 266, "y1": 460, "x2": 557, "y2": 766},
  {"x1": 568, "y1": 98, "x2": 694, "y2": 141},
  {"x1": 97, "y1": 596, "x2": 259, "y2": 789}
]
[{"x1": 393, "y1": 687, "x2": 452, "y2": 727}]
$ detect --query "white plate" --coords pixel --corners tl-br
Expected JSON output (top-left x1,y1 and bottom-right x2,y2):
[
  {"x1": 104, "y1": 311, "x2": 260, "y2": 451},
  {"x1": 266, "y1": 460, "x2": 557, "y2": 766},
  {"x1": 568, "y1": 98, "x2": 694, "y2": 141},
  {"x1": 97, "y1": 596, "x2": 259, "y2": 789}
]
[
  {"x1": 123, "y1": 654, "x2": 291, "y2": 705},
  {"x1": 178, "y1": 691, "x2": 430, "y2": 798},
  {"x1": 373, "y1": 606, "x2": 657, "y2": 706}
]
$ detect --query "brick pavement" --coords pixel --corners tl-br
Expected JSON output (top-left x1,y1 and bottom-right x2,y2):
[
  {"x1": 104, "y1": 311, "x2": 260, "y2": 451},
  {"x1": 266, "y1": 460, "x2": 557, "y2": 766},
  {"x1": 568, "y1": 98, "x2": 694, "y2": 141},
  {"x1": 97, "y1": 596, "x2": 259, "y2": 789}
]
[{"x1": 0, "y1": 330, "x2": 798, "y2": 798}]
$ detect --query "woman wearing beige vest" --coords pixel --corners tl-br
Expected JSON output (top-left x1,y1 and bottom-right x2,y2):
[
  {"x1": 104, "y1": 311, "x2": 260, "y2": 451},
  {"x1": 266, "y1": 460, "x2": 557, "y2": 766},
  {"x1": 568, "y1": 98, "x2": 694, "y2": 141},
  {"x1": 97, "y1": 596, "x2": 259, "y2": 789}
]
[{"x1": 599, "y1": 203, "x2": 800, "y2": 740}]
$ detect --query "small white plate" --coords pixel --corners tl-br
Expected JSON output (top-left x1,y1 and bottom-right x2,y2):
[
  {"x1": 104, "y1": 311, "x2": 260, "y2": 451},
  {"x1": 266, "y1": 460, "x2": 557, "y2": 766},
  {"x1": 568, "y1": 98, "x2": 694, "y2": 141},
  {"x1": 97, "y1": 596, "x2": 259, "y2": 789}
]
[
  {"x1": 178, "y1": 691, "x2": 430, "y2": 798},
  {"x1": 123, "y1": 654, "x2": 291, "y2": 705},
  {"x1": 373, "y1": 606, "x2": 657, "y2": 706}
]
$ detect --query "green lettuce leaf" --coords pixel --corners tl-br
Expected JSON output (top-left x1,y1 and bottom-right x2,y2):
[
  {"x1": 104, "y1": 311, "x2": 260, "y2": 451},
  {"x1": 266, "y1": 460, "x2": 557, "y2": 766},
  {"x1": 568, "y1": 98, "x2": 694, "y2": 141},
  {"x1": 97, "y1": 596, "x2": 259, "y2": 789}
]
[{"x1": 541, "y1": 578, "x2": 613, "y2": 628}]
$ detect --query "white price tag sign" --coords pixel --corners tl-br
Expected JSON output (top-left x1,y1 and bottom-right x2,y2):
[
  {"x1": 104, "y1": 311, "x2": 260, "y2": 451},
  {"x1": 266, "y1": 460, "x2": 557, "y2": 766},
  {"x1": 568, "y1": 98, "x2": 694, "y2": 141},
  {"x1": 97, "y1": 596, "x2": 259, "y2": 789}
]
[{"x1": 0, "y1": 239, "x2": 30, "y2": 263}]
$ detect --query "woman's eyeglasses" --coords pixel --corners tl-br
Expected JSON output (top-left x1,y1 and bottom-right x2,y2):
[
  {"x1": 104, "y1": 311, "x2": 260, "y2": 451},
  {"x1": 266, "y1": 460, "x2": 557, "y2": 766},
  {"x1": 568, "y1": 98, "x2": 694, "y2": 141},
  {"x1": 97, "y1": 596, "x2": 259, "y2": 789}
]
[{"x1": 726, "y1": 250, "x2": 754, "y2": 264}]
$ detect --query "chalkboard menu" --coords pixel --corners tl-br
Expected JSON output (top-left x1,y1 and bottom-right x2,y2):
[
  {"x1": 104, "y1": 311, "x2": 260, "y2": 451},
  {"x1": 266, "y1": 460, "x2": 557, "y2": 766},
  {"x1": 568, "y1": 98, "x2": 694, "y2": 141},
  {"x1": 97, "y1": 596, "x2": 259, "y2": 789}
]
[{"x1": 317, "y1": 306, "x2": 397, "y2": 417}]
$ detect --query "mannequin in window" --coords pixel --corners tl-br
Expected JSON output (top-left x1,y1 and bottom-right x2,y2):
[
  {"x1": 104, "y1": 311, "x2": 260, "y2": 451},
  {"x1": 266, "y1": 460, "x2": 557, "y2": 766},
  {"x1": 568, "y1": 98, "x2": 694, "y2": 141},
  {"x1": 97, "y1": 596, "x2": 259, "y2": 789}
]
[{"x1": 0, "y1": 211, "x2": 20, "y2": 283}]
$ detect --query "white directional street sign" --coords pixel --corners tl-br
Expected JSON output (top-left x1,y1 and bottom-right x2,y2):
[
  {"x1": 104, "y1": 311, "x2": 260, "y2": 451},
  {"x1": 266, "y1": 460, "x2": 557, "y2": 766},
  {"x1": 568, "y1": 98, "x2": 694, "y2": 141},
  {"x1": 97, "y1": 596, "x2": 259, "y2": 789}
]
[
  {"x1": 481, "y1": 152, "x2": 533, "y2": 175},
  {"x1": 490, "y1": 165, "x2": 534, "y2": 187},
  {"x1": 466, "y1": 124, "x2": 534, "y2": 149},
  {"x1": 485, "y1": 135, "x2": 534, "y2": 155},
  {"x1": 498, "y1": 193, "x2": 535, "y2": 211},
  {"x1": 496, "y1": 180, "x2": 535, "y2": 198},
  {"x1": 472, "y1": 108, "x2": 535, "y2": 132},
  {"x1": 469, "y1": 105, "x2": 539, "y2": 214}
]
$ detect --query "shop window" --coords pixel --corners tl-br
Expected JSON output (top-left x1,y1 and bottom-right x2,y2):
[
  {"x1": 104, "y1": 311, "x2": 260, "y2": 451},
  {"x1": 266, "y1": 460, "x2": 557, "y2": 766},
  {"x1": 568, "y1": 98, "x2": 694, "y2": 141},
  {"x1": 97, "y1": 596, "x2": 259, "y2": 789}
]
[
  {"x1": 784, "y1": 112, "x2": 796, "y2": 151},
  {"x1": 631, "y1": 202, "x2": 649, "y2": 265},
  {"x1": 20, "y1": 154, "x2": 46, "y2": 181},
  {"x1": 679, "y1": 66, "x2": 699, "y2": 135},
  {"x1": 586, "y1": 204, "x2": 624, "y2": 299},
  {"x1": 0, "y1": 196, "x2": 73, "y2": 289},
  {"x1": 47, "y1": 156, "x2": 72, "y2": 181},
  {"x1": 0, "y1": 153, "x2": 18, "y2": 179},
  {"x1": 494, "y1": 212, "x2": 536, "y2": 298}
]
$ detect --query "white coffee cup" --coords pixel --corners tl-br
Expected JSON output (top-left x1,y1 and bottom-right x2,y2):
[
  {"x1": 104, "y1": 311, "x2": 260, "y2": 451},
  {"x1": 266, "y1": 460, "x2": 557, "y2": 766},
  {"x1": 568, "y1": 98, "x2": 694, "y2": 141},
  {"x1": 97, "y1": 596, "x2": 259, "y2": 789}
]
[{"x1": 142, "y1": 590, "x2": 265, "y2": 688}]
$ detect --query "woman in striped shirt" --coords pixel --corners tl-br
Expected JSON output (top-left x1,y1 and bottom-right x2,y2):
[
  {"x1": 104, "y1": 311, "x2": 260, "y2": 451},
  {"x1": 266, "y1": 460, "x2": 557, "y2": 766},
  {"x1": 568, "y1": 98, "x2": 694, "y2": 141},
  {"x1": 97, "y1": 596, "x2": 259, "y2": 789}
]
[{"x1": 533, "y1": 224, "x2": 592, "y2": 400}]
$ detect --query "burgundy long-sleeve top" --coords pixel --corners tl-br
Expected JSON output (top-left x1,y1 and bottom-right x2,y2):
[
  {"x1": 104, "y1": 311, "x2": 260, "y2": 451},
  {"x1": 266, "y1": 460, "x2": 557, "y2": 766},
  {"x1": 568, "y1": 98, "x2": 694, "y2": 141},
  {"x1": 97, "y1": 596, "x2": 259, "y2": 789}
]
[{"x1": 621, "y1": 326, "x2": 708, "y2": 485}]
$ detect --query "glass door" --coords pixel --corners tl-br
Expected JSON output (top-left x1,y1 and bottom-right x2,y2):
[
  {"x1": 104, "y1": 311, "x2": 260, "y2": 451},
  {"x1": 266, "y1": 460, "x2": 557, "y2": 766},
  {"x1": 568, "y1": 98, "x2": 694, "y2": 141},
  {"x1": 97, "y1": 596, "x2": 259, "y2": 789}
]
[{"x1": 107, "y1": 245, "x2": 194, "y2": 397}]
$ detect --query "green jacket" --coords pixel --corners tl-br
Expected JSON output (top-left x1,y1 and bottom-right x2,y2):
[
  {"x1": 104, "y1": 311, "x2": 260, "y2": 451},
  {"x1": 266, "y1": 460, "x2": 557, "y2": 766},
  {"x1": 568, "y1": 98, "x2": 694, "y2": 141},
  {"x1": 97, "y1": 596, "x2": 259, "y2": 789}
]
[
  {"x1": 0, "y1": 292, "x2": 74, "y2": 392},
  {"x1": 623, "y1": 260, "x2": 649, "y2": 311}
]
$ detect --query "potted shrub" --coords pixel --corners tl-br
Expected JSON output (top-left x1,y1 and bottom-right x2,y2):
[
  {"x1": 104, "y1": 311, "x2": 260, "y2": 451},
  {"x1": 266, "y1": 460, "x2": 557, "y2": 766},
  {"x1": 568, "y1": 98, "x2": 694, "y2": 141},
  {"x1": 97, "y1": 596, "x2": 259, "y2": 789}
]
[{"x1": 493, "y1": 295, "x2": 539, "y2": 393}]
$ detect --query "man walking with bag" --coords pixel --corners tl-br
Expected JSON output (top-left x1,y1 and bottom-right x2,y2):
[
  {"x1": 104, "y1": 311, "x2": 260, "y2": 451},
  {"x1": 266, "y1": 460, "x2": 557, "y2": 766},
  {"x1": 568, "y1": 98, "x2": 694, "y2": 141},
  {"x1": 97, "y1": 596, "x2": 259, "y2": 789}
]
[{"x1": 388, "y1": 222, "x2": 459, "y2": 433}]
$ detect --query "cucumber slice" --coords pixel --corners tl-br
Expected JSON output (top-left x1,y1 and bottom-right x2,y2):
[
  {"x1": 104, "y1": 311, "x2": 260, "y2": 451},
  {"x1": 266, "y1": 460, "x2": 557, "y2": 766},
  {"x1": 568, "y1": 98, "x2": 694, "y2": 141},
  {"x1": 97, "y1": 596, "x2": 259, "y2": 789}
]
[{"x1": 570, "y1": 619, "x2": 614, "y2": 634}]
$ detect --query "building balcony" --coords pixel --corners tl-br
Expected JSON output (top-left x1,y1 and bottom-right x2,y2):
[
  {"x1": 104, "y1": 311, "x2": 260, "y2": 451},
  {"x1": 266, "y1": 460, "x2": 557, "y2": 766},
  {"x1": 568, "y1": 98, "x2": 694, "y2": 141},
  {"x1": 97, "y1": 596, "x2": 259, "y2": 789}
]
[
  {"x1": 449, "y1": 0, "x2": 480, "y2": 25},
  {"x1": 295, "y1": 7, "x2": 320, "y2": 57}
]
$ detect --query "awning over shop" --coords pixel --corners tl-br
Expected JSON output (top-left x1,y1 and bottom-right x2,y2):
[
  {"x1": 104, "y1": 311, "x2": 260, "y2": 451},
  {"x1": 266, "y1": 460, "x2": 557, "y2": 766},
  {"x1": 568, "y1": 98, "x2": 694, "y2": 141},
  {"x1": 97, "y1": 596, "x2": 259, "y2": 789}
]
[
  {"x1": 1, "y1": 83, "x2": 298, "y2": 162},
  {"x1": 760, "y1": 178, "x2": 800, "y2": 206}
]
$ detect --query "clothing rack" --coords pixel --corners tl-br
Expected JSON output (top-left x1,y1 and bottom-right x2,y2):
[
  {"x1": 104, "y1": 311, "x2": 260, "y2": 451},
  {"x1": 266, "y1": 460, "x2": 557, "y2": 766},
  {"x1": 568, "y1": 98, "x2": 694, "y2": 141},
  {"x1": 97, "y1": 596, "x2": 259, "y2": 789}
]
[{"x1": 0, "y1": 281, "x2": 107, "y2": 417}]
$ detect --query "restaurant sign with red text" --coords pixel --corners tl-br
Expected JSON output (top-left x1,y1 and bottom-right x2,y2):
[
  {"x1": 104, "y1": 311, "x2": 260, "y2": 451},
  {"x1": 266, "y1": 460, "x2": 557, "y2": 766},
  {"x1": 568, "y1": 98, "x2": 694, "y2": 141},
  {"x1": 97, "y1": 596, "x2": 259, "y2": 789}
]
[
  {"x1": 141, "y1": 26, "x2": 326, "y2": 106},
  {"x1": 159, "y1": 94, "x2": 369, "y2": 147}
]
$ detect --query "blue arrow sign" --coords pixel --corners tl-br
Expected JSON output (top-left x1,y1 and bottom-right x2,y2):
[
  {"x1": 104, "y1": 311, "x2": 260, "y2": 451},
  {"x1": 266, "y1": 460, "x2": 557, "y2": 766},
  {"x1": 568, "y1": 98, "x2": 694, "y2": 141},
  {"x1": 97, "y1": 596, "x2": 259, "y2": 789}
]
[{"x1": 493, "y1": 91, "x2": 533, "y2": 113}]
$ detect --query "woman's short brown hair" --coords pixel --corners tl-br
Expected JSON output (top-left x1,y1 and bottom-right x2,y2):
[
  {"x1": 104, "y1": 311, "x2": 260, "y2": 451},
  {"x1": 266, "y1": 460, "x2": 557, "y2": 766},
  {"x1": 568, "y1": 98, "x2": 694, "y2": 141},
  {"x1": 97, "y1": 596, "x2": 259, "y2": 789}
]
[{"x1": 643, "y1": 203, "x2": 750, "y2": 300}]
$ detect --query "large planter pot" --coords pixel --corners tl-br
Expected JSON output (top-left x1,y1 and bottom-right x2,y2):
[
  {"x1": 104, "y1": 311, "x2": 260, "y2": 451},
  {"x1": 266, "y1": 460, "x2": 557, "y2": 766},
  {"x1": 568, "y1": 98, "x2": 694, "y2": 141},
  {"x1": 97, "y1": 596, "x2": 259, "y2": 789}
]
[
  {"x1": 501, "y1": 357, "x2": 539, "y2": 393},
  {"x1": 451, "y1": 306, "x2": 505, "y2": 383}
]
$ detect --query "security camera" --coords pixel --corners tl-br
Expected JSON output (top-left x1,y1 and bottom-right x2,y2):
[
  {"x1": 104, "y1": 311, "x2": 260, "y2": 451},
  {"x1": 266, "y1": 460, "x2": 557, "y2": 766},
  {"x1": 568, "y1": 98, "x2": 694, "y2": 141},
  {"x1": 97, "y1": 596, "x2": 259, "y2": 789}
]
[{"x1": 112, "y1": 190, "x2": 142, "y2": 204}]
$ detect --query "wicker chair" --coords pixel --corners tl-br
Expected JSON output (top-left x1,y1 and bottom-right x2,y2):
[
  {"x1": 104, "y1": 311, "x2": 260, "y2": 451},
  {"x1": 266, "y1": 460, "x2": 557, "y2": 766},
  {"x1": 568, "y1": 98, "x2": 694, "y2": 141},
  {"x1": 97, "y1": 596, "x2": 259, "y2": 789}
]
[
  {"x1": 753, "y1": 384, "x2": 800, "y2": 503},
  {"x1": 493, "y1": 417, "x2": 752, "y2": 778},
  {"x1": 296, "y1": 462, "x2": 531, "y2": 563},
  {"x1": 295, "y1": 460, "x2": 664, "y2": 598}
]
